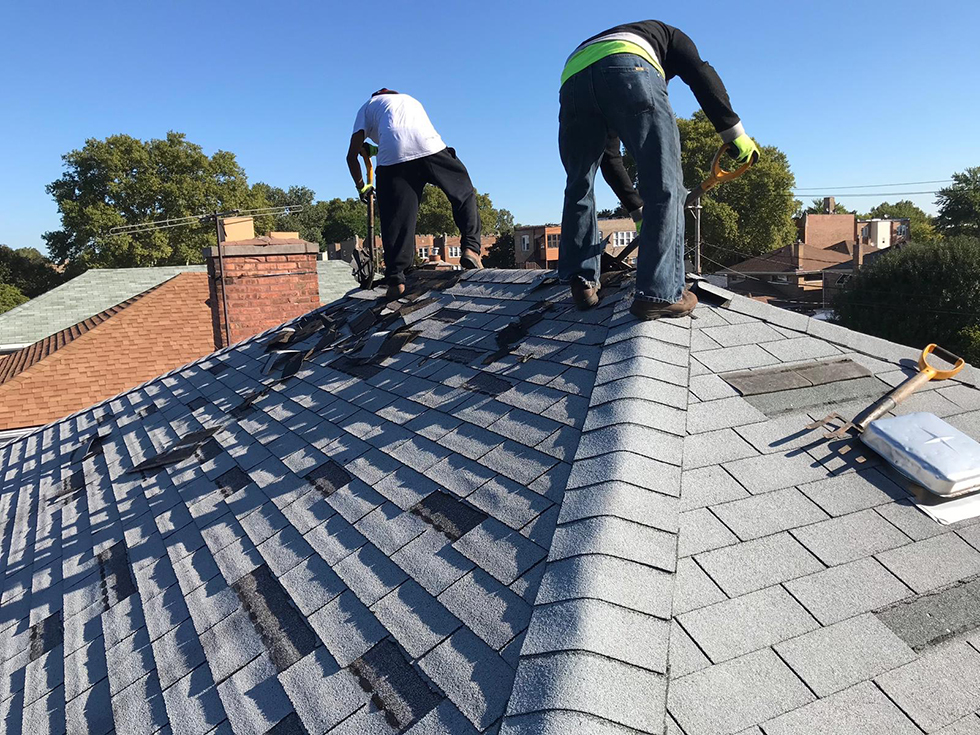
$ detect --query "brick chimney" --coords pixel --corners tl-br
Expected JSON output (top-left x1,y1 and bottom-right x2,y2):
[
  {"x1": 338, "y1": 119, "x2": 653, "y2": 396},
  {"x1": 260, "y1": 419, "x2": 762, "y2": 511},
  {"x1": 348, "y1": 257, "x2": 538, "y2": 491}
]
[
  {"x1": 853, "y1": 242, "x2": 864, "y2": 270},
  {"x1": 823, "y1": 197, "x2": 835, "y2": 214},
  {"x1": 791, "y1": 240, "x2": 802, "y2": 267},
  {"x1": 204, "y1": 219, "x2": 321, "y2": 348}
]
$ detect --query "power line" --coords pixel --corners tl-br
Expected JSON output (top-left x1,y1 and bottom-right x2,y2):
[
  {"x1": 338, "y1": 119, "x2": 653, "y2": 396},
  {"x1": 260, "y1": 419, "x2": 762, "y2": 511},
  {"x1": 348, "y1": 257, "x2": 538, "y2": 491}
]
[
  {"x1": 793, "y1": 179, "x2": 951, "y2": 191},
  {"x1": 792, "y1": 190, "x2": 941, "y2": 198}
]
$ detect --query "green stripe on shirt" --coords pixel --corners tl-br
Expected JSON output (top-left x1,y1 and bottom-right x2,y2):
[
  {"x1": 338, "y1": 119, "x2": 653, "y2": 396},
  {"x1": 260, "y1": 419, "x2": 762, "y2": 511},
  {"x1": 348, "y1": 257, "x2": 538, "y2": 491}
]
[{"x1": 560, "y1": 40, "x2": 666, "y2": 86}]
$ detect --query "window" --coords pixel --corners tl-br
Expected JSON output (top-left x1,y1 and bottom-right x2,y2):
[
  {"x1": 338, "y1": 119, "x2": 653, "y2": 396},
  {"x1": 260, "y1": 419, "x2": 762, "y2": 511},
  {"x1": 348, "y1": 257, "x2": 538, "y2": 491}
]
[
  {"x1": 897, "y1": 224, "x2": 909, "y2": 238},
  {"x1": 448, "y1": 246, "x2": 461, "y2": 258},
  {"x1": 861, "y1": 225, "x2": 870, "y2": 238},
  {"x1": 418, "y1": 247, "x2": 428, "y2": 259},
  {"x1": 521, "y1": 235, "x2": 530, "y2": 251},
  {"x1": 546, "y1": 234, "x2": 560, "y2": 249},
  {"x1": 771, "y1": 275, "x2": 790, "y2": 284},
  {"x1": 612, "y1": 230, "x2": 636, "y2": 249}
]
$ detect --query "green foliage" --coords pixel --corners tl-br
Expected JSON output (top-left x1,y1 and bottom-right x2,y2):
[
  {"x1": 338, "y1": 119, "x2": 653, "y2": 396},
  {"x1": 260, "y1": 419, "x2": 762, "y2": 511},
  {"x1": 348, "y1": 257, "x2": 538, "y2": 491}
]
[
  {"x1": 677, "y1": 112, "x2": 798, "y2": 267},
  {"x1": 320, "y1": 198, "x2": 368, "y2": 244},
  {"x1": 0, "y1": 283, "x2": 28, "y2": 314},
  {"x1": 834, "y1": 236, "x2": 980, "y2": 361},
  {"x1": 936, "y1": 166, "x2": 980, "y2": 238},
  {"x1": 0, "y1": 245, "x2": 64, "y2": 298},
  {"x1": 416, "y1": 187, "x2": 502, "y2": 236},
  {"x1": 484, "y1": 232, "x2": 516, "y2": 268},
  {"x1": 623, "y1": 111, "x2": 798, "y2": 268},
  {"x1": 250, "y1": 183, "x2": 338, "y2": 244},
  {"x1": 802, "y1": 198, "x2": 855, "y2": 216},
  {"x1": 495, "y1": 208, "x2": 515, "y2": 235},
  {"x1": 958, "y1": 324, "x2": 980, "y2": 366},
  {"x1": 44, "y1": 132, "x2": 264, "y2": 268},
  {"x1": 866, "y1": 200, "x2": 935, "y2": 243}
]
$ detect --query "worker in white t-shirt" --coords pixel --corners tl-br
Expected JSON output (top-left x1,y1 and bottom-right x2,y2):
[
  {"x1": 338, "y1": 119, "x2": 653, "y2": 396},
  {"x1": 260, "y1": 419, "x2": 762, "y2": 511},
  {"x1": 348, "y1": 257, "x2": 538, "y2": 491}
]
[{"x1": 347, "y1": 89, "x2": 483, "y2": 299}]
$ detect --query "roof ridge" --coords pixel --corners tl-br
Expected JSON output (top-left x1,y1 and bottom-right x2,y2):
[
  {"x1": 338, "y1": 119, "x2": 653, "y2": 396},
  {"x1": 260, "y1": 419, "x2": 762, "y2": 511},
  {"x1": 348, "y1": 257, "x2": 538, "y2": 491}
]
[
  {"x1": 0, "y1": 279, "x2": 170, "y2": 384},
  {"x1": 504, "y1": 290, "x2": 689, "y2": 734}
]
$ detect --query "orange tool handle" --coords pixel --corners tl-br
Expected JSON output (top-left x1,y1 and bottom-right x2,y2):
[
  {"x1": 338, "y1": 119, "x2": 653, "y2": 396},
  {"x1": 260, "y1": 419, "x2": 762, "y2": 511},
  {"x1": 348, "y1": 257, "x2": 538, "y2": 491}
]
[
  {"x1": 919, "y1": 343, "x2": 965, "y2": 380},
  {"x1": 685, "y1": 143, "x2": 755, "y2": 206}
]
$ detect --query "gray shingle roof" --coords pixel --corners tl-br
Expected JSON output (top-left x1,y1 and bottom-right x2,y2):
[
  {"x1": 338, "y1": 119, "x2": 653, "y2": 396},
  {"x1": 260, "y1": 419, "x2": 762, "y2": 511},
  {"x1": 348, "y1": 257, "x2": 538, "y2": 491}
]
[
  {"x1": 2, "y1": 269, "x2": 980, "y2": 734},
  {"x1": 0, "y1": 261, "x2": 356, "y2": 349}
]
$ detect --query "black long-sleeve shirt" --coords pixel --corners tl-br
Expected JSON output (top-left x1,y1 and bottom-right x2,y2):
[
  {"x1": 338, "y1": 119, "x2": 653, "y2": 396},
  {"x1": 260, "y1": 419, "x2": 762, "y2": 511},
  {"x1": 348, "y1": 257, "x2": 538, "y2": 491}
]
[{"x1": 581, "y1": 20, "x2": 741, "y2": 138}]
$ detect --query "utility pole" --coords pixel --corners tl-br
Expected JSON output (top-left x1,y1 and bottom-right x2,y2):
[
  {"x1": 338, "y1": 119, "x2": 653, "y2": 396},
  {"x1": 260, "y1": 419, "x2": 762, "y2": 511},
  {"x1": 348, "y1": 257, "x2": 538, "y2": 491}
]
[{"x1": 692, "y1": 197, "x2": 702, "y2": 275}]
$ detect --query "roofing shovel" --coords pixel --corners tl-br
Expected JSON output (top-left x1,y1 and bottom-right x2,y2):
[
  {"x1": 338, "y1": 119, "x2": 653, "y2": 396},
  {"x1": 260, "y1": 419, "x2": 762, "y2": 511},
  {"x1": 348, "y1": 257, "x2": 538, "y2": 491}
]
[
  {"x1": 609, "y1": 142, "x2": 757, "y2": 269},
  {"x1": 352, "y1": 143, "x2": 379, "y2": 290},
  {"x1": 806, "y1": 343, "x2": 965, "y2": 440}
]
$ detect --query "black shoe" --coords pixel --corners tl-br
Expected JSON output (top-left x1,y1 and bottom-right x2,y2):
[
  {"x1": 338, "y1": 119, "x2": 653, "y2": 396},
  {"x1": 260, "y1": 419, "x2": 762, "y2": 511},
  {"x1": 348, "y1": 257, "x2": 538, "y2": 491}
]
[
  {"x1": 386, "y1": 283, "x2": 406, "y2": 301},
  {"x1": 630, "y1": 290, "x2": 698, "y2": 320},
  {"x1": 570, "y1": 281, "x2": 600, "y2": 310}
]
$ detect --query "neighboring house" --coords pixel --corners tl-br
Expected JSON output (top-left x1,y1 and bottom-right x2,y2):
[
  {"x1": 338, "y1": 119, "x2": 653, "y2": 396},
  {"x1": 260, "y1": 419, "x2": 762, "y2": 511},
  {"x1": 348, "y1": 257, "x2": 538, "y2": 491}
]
[
  {"x1": 720, "y1": 240, "x2": 876, "y2": 308},
  {"x1": 515, "y1": 217, "x2": 637, "y2": 269},
  {"x1": 327, "y1": 234, "x2": 497, "y2": 269},
  {"x1": 800, "y1": 197, "x2": 909, "y2": 251},
  {"x1": 2, "y1": 268, "x2": 978, "y2": 734},
  {"x1": 0, "y1": 261, "x2": 356, "y2": 355},
  {"x1": 0, "y1": 273, "x2": 215, "y2": 437},
  {"x1": 0, "y1": 241, "x2": 356, "y2": 437}
]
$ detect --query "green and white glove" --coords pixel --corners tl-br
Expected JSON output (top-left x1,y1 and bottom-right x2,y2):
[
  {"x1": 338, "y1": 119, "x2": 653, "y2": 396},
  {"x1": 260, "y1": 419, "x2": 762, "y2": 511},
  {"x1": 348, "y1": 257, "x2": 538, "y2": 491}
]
[
  {"x1": 729, "y1": 134, "x2": 761, "y2": 165},
  {"x1": 362, "y1": 142, "x2": 379, "y2": 158},
  {"x1": 358, "y1": 183, "x2": 375, "y2": 202}
]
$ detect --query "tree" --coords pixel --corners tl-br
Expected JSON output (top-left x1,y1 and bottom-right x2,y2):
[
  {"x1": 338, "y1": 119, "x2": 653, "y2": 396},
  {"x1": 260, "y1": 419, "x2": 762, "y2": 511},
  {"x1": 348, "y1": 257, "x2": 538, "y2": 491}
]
[
  {"x1": 936, "y1": 167, "x2": 980, "y2": 238},
  {"x1": 416, "y1": 187, "x2": 503, "y2": 236},
  {"x1": 251, "y1": 183, "x2": 335, "y2": 245},
  {"x1": 495, "y1": 208, "x2": 515, "y2": 235},
  {"x1": 866, "y1": 200, "x2": 935, "y2": 242},
  {"x1": 801, "y1": 198, "x2": 856, "y2": 216},
  {"x1": 0, "y1": 245, "x2": 64, "y2": 298},
  {"x1": 834, "y1": 236, "x2": 980, "y2": 363},
  {"x1": 44, "y1": 132, "x2": 265, "y2": 268},
  {"x1": 623, "y1": 111, "x2": 798, "y2": 268},
  {"x1": 598, "y1": 205, "x2": 628, "y2": 219},
  {"x1": 484, "y1": 232, "x2": 516, "y2": 268},
  {"x1": 320, "y1": 198, "x2": 368, "y2": 245},
  {"x1": 0, "y1": 283, "x2": 28, "y2": 314}
]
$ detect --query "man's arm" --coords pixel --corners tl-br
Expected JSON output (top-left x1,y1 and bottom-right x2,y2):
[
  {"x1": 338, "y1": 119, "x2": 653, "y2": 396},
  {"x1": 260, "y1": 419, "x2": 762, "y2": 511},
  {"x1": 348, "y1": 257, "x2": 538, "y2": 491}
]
[
  {"x1": 669, "y1": 29, "x2": 760, "y2": 164},
  {"x1": 599, "y1": 135, "x2": 643, "y2": 219},
  {"x1": 346, "y1": 130, "x2": 367, "y2": 189}
]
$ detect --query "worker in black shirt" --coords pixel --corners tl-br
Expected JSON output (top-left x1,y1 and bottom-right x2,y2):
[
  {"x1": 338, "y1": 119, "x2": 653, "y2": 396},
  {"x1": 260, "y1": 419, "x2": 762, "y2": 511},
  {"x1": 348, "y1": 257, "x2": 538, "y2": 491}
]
[{"x1": 558, "y1": 20, "x2": 760, "y2": 319}]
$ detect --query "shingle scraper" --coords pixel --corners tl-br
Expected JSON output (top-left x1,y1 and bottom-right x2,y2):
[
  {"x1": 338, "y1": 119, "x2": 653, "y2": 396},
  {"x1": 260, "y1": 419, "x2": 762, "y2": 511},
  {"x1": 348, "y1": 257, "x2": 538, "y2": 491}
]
[{"x1": 808, "y1": 344, "x2": 980, "y2": 498}]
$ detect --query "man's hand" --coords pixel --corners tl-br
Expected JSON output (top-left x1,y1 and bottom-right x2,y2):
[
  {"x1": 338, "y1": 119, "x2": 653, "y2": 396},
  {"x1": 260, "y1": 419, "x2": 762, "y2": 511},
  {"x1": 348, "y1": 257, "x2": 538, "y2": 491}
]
[
  {"x1": 362, "y1": 142, "x2": 379, "y2": 158},
  {"x1": 729, "y1": 134, "x2": 761, "y2": 166},
  {"x1": 359, "y1": 183, "x2": 375, "y2": 202}
]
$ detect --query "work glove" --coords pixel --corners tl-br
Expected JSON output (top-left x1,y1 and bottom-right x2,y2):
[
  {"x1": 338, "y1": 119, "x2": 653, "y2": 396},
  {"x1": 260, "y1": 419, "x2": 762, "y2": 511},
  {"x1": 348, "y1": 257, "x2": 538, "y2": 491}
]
[
  {"x1": 359, "y1": 183, "x2": 374, "y2": 202},
  {"x1": 361, "y1": 142, "x2": 379, "y2": 158},
  {"x1": 635, "y1": 219, "x2": 643, "y2": 234},
  {"x1": 729, "y1": 134, "x2": 761, "y2": 166}
]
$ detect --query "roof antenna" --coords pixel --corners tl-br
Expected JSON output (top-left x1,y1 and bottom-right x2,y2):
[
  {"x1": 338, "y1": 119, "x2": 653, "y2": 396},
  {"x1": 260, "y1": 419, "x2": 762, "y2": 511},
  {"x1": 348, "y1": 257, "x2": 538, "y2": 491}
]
[{"x1": 109, "y1": 205, "x2": 304, "y2": 348}]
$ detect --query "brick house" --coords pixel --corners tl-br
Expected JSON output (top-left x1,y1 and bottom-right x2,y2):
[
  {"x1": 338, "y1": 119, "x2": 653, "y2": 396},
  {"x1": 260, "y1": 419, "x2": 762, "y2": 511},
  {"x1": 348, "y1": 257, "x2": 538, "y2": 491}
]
[
  {"x1": 514, "y1": 217, "x2": 638, "y2": 269},
  {"x1": 327, "y1": 234, "x2": 497, "y2": 269}
]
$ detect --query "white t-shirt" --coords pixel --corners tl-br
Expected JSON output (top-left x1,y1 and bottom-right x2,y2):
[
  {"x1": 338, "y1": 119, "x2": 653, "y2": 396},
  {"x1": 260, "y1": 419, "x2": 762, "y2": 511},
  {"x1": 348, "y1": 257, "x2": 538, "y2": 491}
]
[{"x1": 352, "y1": 93, "x2": 447, "y2": 167}]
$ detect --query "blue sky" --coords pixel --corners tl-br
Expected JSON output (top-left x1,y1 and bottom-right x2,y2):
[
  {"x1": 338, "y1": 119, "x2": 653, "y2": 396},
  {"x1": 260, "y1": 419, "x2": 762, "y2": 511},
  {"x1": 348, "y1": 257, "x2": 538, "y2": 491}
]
[{"x1": 1, "y1": 0, "x2": 978, "y2": 254}]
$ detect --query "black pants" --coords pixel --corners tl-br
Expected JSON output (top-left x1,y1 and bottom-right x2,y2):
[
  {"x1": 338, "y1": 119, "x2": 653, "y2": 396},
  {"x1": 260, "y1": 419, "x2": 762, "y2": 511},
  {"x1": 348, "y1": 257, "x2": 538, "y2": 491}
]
[
  {"x1": 599, "y1": 134, "x2": 644, "y2": 214},
  {"x1": 376, "y1": 147, "x2": 482, "y2": 283}
]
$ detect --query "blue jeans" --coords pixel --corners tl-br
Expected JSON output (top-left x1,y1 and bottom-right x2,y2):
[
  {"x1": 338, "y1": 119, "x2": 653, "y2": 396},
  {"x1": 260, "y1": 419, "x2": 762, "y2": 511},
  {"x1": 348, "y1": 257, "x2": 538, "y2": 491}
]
[{"x1": 558, "y1": 54, "x2": 685, "y2": 304}]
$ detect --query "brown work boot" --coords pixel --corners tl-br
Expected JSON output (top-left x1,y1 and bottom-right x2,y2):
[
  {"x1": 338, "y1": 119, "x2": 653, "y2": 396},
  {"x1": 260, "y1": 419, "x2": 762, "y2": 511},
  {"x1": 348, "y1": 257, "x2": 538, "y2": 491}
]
[
  {"x1": 460, "y1": 250, "x2": 483, "y2": 270},
  {"x1": 570, "y1": 280, "x2": 600, "y2": 310},
  {"x1": 630, "y1": 290, "x2": 698, "y2": 320},
  {"x1": 386, "y1": 282, "x2": 406, "y2": 301}
]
